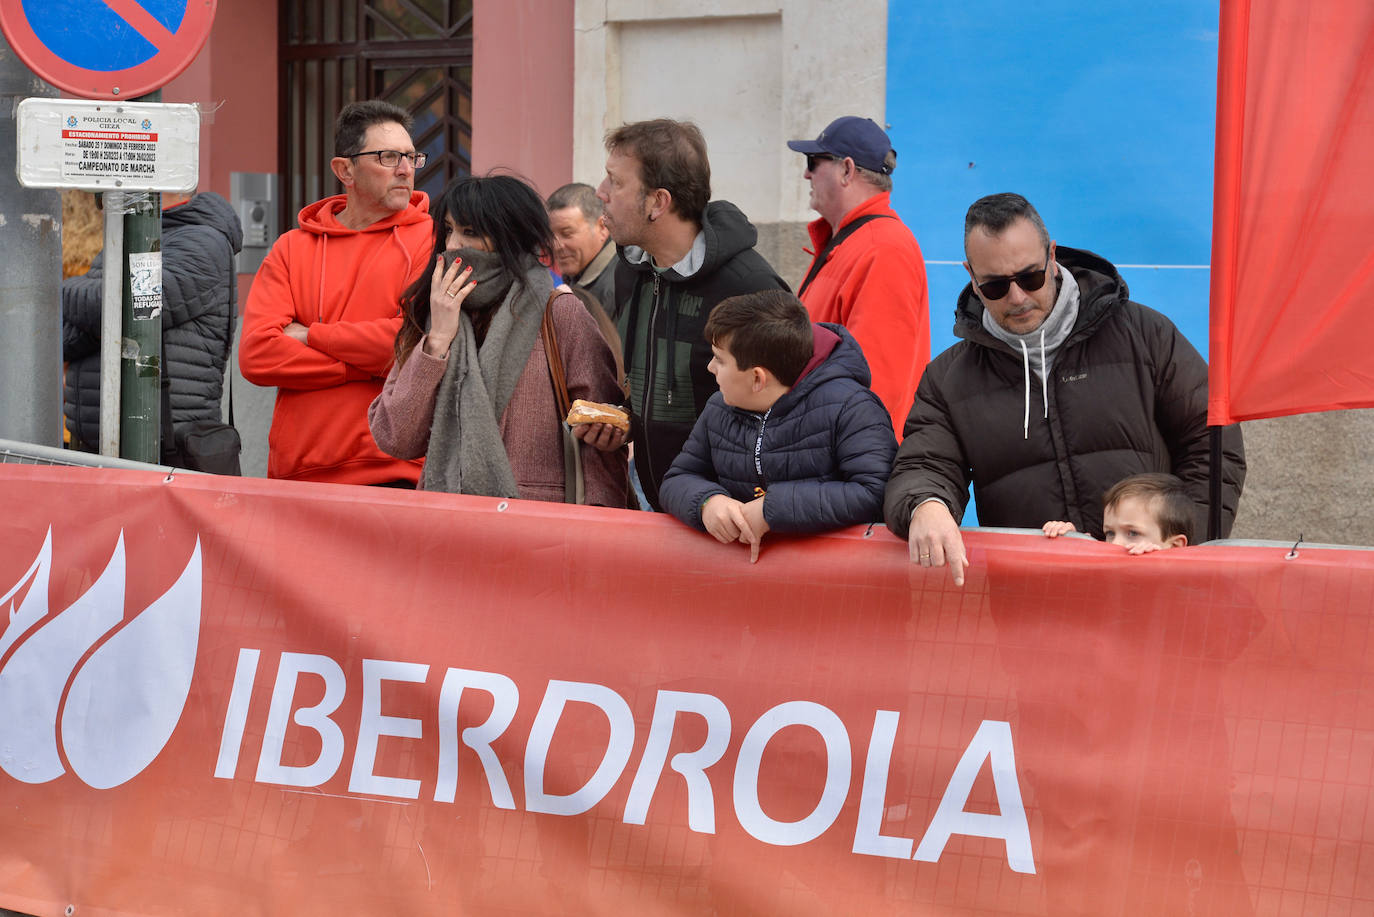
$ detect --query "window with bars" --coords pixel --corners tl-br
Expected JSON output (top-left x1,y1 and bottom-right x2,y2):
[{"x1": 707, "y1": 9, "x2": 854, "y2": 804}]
[{"x1": 279, "y1": 0, "x2": 473, "y2": 228}]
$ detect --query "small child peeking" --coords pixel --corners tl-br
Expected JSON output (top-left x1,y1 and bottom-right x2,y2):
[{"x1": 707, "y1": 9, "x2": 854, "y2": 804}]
[
  {"x1": 1043, "y1": 472, "x2": 1194, "y2": 554},
  {"x1": 659, "y1": 290, "x2": 897, "y2": 562}
]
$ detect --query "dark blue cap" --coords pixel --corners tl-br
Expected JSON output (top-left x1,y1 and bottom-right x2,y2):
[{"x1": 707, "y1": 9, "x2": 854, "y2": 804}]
[{"x1": 787, "y1": 116, "x2": 895, "y2": 175}]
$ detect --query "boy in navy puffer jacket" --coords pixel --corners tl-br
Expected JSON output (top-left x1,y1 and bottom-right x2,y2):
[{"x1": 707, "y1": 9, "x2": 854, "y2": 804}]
[{"x1": 660, "y1": 290, "x2": 896, "y2": 562}]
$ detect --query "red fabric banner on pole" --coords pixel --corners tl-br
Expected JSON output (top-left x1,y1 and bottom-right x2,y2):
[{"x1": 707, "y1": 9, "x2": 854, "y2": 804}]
[
  {"x1": 1, "y1": 467, "x2": 1372, "y2": 915},
  {"x1": 1209, "y1": 0, "x2": 1374, "y2": 425}
]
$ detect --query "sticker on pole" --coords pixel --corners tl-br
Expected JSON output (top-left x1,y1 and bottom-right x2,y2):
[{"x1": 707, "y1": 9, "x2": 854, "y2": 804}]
[
  {"x1": 0, "y1": 0, "x2": 217, "y2": 101},
  {"x1": 16, "y1": 98, "x2": 199, "y2": 192},
  {"x1": 128, "y1": 252, "x2": 163, "y2": 321}
]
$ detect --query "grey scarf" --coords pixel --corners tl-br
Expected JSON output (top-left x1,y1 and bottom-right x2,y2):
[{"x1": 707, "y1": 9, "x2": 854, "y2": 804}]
[{"x1": 421, "y1": 249, "x2": 553, "y2": 495}]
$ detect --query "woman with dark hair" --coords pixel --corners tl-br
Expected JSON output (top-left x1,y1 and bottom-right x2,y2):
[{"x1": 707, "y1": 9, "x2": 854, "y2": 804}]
[{"x1": 368, "y1": 175, "x2": 627, "y2": 503}]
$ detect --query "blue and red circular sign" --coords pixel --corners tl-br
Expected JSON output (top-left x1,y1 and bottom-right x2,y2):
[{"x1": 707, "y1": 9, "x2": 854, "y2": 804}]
[{"x1": 0, "y1": 0, "x2": 216, "y2": 100}]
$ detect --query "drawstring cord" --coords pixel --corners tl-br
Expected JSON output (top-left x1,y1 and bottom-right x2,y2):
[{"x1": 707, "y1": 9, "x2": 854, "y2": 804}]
[
  {"x1": 390, "y1": 226, "x2": 413, "y2": 316},
  {"x1": 316, "y1": 234, "x2": 328, "y2": 322},
  {"x1": 1039, "y1": 328, "x2": 1048, "y2": 420},
  {"x1": 1018, "y1": 340, "x2": 1030, "y2": 439},
  {"x1": 1018, "y1": 329, "x2": 1050, "y2": 439}
]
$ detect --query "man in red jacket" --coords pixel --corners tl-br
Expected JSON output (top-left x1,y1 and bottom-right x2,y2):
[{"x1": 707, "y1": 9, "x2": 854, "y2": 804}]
[
  {"x1": 787, "y1": 116, "x2": 929, "y2": 439},
  {"x1": 239, "y1": 100, "x2": 432, "y2": 486}
]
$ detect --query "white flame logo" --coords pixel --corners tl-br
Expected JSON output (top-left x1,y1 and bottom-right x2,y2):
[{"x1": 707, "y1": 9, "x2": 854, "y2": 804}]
[{"x1": 0, "y1": 528, "x2": 202, "y2": 789}]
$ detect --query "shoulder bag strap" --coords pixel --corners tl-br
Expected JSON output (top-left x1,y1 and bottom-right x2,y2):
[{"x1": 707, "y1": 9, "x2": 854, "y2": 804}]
[
  {"x1": 796, "y1": 213, "x2": 894, "y2": 297},
  {"x1": 541, "y1": 291, "x2": 585, "y2": 504},
  {"x1": 541, "y1": 290, "x2": 572, "y2": 417}
]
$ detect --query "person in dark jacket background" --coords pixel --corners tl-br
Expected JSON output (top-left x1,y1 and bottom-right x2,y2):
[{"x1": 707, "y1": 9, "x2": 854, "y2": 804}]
[
  {"x1": 885, "y1": 192, "x2": 1245, "y2": 585},
  {"x1": 577, "y1": 118, "x2": 789, "y2": 511},
  {"x1": 661, "y1": 291, "x2": 896, "y2": 562},
  {"x1": 63, "y1": 190, "x2": 244, "y2": 455}
]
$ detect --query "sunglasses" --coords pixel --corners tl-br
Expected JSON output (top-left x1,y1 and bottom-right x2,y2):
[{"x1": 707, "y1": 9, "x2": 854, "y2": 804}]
[
  {"x1": 973, "y1": 251, "x2": 1051, "y2": 300},
  {"x1": 805, "y1": 153, "x2": 840, "y2": 172}
]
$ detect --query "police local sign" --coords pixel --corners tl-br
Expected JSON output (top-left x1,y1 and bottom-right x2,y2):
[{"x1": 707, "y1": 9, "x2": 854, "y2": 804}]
[{"x1": 16, "y1": 98, "x2": 199, "y2": 192}]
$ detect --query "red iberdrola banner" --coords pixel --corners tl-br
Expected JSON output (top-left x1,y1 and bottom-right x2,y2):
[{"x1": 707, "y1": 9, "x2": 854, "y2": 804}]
[
  {"x1": 1, "y1": 466, "x2": 1372, "y2": 916},
  {"x1": 1209, "y1": 0, "x2": 1374, "y2": 424}
]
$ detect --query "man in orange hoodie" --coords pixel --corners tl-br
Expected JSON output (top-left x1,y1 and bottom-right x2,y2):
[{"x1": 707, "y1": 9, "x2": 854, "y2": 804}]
[{"x1": 239, "y1": 100, "x2": 432, "y2": 486}]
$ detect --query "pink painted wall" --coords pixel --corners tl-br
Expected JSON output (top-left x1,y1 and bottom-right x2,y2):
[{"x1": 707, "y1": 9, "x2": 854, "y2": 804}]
[
  {"x1": 471, "y1": 0, "x2": 575, "y2": 197},
  {"x1": 163, "y1": 0, "x2": 278, "y2": 198},
  {"x1": 162, "y1": 0, "x2": 278, "y2": 309}
]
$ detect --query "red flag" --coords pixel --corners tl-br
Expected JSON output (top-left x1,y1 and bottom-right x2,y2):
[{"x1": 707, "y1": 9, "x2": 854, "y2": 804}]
[{"x1": 1209, "y1": 0, "x2": 1374, "y2": 424}]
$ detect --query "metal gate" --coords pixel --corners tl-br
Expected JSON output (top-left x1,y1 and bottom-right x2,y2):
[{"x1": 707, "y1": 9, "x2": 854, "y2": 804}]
[{"x1": 279, "y1": 0, "x2": 474, "y2": 228}]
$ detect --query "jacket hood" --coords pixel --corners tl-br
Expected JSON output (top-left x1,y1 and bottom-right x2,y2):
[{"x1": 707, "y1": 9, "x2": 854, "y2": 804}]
[
  {"x1": 952, "y1": 245, "x2": 1127, "y2": 349},
  {"x1": 771, "y1": 322, "x2": 871, "y2": 416},
  {"x1": 164, "y1": 191, "x2": 244, "y2": 254},
  {"x1": 296, "y1": 191, "x2": 430, "y2": 236},
  {"x1": 619, "y1": 200, "x2": 761, "y2": 280}
]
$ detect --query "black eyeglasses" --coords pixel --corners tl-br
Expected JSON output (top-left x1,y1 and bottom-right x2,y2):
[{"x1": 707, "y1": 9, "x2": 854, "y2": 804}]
[
  {"x1": 350, "y1": 149, "x2": 427, "y2": 169},
  {"x1": 974, "y1": 251, "x2": 1051, "y2": 300},
  {"x1": 805, "y1": 153, "x2": 840, "y2": 172}
]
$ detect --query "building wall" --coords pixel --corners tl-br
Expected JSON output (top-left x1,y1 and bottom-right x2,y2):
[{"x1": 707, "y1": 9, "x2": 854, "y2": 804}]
[
  {"x1": 471, "y1": 0, "x2": 575, "y2": 197},
  {"x1": 163, "y1": 0, "x2": 277, "y2": 318},
  {"x1": 163, "y1": 0, "x2": 278, "y2": 202},
  {"x1": 1236, "y1": 409, "x2": 1374, "y2": 546}
]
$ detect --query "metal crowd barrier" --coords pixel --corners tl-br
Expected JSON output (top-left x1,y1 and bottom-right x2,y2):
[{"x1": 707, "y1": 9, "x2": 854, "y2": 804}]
[
  {"x1": 1, "y1": 445, "x2": 1367, "y2": 551},
  {"x1": 0, "y1": 437, "x2": 200, "y2": 473}
]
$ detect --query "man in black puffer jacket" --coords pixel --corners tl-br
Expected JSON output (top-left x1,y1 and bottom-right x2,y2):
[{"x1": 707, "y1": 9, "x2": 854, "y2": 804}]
[
  {"x1": 885, "y1": 193, "x2": 1245, "y2": 584},
  {"x1": 63, "y1": 191, "x2": 244, "y2": 456}
]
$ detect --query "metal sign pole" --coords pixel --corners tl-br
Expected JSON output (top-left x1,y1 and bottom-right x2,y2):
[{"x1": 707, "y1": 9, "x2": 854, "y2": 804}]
[
  {"x1": 118, "y1": 92, "x2": 163, "y2": 464},
  {"x1": 0, "y1": 36, "x2": 61, "y2": 446},
  {"x1": 98, "y1": 191, "x2": 124, "y2": 457},
  {"x1": 118, "y1": 190, "x2": 162, "y2": 463}
]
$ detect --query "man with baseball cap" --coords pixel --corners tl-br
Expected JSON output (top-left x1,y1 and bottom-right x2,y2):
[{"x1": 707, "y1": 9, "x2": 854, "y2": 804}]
[{"x1": 787, "y1": 116, "x2": 929, "y2": 438}]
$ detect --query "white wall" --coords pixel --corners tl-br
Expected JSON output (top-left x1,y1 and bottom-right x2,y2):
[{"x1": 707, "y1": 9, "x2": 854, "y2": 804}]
[{"x1": 573, "y1": 0, "x2": 886, "y2": 225}]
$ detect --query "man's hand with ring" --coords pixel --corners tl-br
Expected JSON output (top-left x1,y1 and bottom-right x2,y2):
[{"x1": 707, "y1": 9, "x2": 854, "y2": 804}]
[{"x1": 908, "y1": 500, "x2": 969, "y2": 587}]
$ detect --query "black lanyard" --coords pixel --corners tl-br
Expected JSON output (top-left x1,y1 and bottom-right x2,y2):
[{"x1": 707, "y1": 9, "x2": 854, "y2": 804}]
[{"x1": 797, "y1": 214, "x2": 894, "y2": 297}]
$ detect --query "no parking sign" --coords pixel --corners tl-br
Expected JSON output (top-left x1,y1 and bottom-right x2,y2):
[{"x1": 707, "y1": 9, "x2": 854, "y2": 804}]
[{"x1": 0, "y1": 0, "x2": 217, "y2": 100}]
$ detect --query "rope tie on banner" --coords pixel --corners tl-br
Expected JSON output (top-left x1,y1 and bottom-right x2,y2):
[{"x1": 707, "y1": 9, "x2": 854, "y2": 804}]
[
  {"x1": 1285, "y1": 533, "x2": 1304, "y2": 560},
  {"x1": 863, "y1": 523, "x2": 877, "y2": 538}
]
